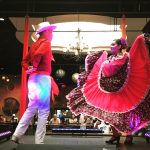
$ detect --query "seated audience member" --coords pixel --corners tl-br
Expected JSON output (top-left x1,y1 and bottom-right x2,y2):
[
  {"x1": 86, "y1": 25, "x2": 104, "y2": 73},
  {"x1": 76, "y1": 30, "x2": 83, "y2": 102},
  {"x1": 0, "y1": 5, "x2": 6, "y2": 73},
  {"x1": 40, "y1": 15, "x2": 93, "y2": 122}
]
[
  {"x1": 68, "y1": 114, "x2": 78, "y2": 124},
  {"x1": 50, "y1": 114, "x2": 61, "y2": 125},
  {"x1": 11, "y1": 114, "x2": 18, "y2": 123},
  {"x1": 79, "y1": 114, "x2": 86, "y2": 129},
  {"x1": 85, "y1": 116, "x2": 93, "y2": 126},
  {"x1": 58, "y1": 110, "x2": 66, "y2": 124},
  {"x1": 94, "y1": 120, "x2": 102, "y2": 129},
  {"x1": 0, "y1": 114, "x2": 6, "y2": 123},
  {"x1": 94, "y1": 120, "x2": 111, "y2": 133},
  {"x1": 79, "y1": 114, "x2": 93, "y2": 129}
]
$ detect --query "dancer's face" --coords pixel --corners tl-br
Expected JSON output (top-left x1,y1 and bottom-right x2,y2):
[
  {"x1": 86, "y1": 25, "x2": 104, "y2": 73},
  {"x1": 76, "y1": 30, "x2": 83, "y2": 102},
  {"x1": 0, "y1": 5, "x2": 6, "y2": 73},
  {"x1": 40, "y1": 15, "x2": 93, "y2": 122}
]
[
  {"x1": 46, "y1": 30, "x2": 53, "y2": 41},
  {"x1": 41, "y1": 30, "x2": 53, "y2": 41},
  {"x1": 144, "y1": 34, "x2": 150, "y2": 49},
  {"x1": 110, "y1": 41, "x2": 121, "y2": 54}
]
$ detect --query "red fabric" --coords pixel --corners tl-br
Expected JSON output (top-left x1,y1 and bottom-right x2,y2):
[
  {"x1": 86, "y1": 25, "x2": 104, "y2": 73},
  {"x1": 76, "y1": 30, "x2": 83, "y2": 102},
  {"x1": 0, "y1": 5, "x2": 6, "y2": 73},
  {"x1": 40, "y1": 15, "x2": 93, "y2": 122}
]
[
  {"x1": 51, "y1": 77, "x2": 59, "y2": 106},
  {"x1": 102, "y1": 53, "x2": 128, "y2": 77},
  {"x1": 51, "y1": 77, "x2": 59, "y2": 96},
  {"x1": 22, "y1": 38, "x2": 53, "y2": 74},
  {"x1": 20, "y1": 16, "x2": 29, "y2": 119},
  {"x1": 83, "y1": 35, "x2": 150, "y2": 113}
]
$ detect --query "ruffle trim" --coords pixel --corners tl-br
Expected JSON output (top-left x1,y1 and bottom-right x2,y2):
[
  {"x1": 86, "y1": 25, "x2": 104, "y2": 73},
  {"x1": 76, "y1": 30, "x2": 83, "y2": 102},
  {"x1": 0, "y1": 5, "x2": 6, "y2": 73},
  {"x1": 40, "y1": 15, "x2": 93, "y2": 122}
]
[
  {"x1": 67, "y1": 87, "x2": 150, "y2": 134},
  {"x1": 82, "y1": 52, "x2": 150, "y2": 113}
]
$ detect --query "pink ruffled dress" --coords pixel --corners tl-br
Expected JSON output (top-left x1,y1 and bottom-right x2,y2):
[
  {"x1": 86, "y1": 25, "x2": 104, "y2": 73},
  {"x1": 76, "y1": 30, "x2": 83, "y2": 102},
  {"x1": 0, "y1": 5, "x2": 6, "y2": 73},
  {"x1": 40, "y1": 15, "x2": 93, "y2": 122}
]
[{"x1": 66, "y1": 35, "x2": 150, "y2": 134}]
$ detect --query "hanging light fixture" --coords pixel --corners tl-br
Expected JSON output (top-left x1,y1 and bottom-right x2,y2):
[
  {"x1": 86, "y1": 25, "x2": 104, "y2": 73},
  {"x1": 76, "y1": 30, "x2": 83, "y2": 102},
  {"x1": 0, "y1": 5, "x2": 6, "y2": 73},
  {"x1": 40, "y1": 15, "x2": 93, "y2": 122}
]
[
  {"x1": 67, "y1": 28, "x2": 90, "y2": 57},
  {"x1": 72, "y1": 73, "x2": 79, "y2": 83},
  {"x1": 64, "y1": 14, "x2": 91, "y2": 61},
  {"x1": 55, "y1": 69, "x2": 66, "y2": 78}
]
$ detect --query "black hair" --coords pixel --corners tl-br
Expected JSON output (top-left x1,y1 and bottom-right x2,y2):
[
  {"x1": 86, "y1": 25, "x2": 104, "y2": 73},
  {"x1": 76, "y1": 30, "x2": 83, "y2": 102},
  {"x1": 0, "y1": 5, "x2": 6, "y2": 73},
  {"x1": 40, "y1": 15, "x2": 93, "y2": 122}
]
[
  {"x1": 114, "y1": 38, "x2": 128, "y2": 49},
  {"x1": 142, "y1": 20, "x2": 150, "y2": 34},
  {"x1": 126, "y1": 46, "x2": 131, "y2": 52},
  {"x1": 142, "y1": 20, "x2": 150, "y2": 49},
  {"x1": 39, "y1": 32, "x2": 44, "y2": 36}
]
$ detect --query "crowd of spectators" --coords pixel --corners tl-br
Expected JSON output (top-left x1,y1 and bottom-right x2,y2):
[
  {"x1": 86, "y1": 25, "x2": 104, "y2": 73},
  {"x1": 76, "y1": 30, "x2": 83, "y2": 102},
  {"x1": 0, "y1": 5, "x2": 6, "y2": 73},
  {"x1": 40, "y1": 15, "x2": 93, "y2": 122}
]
[{"x1": 0, "y1": 111, "x2": 112, "y2": 134}]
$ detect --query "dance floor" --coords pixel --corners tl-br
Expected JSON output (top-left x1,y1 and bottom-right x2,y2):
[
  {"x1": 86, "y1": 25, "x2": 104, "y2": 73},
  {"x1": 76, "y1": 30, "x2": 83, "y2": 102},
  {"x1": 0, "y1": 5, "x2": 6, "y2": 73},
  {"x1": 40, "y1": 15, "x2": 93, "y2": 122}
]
[{"x1": 0, "y1": 135, "x2": 149, "y2": 150}]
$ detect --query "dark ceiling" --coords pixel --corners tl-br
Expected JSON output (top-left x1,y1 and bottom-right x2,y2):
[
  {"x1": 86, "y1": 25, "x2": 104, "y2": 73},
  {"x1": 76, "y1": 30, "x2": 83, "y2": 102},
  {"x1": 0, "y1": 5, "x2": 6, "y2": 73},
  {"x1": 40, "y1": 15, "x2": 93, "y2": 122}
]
[
  {"x1": 0, "y1": 0, "x2": 150, "y2": 18},
  {"x1": 0, "y1": 0, "x2": 150, "y2": 78}
]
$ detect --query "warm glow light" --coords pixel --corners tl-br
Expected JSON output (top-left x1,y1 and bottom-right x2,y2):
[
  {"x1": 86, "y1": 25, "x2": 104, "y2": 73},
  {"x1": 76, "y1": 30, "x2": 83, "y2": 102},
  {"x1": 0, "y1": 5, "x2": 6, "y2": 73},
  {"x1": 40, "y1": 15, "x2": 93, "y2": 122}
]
[
  {"x1": 0, "y1": 18, "x2": 4, "y2": 21},
  {"x1": 6, "y1": 78, "x2": 10, "y2": 82},
  {"x1": 2, "y1": 76, "x2": 6, "y2": 80},
  {"x1": 55, "y1": 69, "x2": 66, "y2": 78},
  {"x1": 72, "y1": 73, "x2": 79, "y2": 83},
  {"x1": 51, "y1": 22, "x2": 122, "y2": 50}
]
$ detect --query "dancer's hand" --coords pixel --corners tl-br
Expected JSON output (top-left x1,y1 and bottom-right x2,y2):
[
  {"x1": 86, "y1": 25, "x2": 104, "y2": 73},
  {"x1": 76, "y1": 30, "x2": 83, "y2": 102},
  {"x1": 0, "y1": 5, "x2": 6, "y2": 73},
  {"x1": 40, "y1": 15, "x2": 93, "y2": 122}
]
[{"x1": 26, "y1": 66, "x2": 37, "y2": 74}]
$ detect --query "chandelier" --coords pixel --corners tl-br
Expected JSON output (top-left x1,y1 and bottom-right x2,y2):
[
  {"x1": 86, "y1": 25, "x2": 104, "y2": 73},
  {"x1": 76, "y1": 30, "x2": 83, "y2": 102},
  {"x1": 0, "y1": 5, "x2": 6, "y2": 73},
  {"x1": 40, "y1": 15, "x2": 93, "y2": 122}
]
[{"x1": 66, "y1": 28, "x2": 90, "y2": 60}]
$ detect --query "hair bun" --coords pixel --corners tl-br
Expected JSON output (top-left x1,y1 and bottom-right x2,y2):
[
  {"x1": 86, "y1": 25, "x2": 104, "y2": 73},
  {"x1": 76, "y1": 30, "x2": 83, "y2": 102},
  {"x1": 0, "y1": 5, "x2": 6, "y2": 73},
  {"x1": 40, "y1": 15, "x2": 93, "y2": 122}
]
[{"x1": 142, "y1": 20, "x2": 150, "y2": 34}]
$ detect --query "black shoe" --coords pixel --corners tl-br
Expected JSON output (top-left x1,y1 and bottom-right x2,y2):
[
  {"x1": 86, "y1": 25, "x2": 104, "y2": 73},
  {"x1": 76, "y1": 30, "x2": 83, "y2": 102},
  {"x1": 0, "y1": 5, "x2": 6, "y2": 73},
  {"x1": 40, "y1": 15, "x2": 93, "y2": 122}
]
[
  {"x1": 106, "y1": 136, "x2": 120, "y2": 145},
  {"x1": 124, "y1": 136, "x2": 133, "y2": 145}
]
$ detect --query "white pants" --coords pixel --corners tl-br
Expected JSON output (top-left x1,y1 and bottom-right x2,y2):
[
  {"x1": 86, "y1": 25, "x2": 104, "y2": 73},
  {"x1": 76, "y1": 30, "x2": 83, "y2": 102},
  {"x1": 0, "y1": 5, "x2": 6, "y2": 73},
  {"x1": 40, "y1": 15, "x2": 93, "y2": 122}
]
[{"x1": 13, "y1": 74, "x2": 51, "y2": 144}]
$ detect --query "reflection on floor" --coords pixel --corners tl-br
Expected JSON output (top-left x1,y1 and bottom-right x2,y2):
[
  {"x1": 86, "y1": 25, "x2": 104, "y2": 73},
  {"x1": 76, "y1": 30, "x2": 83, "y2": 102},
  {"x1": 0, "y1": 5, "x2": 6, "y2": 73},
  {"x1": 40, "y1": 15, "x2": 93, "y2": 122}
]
[{"x1": 0, "y1": 135, "x2": 149, "y2": 150}]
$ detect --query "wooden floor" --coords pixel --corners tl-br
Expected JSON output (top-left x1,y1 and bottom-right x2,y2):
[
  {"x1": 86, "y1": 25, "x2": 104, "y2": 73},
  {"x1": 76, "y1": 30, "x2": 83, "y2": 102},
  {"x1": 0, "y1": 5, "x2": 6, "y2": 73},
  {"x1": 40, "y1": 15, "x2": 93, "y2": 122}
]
[{"x1": 0, "y1": 135, "x2": 149, "y2": 150}]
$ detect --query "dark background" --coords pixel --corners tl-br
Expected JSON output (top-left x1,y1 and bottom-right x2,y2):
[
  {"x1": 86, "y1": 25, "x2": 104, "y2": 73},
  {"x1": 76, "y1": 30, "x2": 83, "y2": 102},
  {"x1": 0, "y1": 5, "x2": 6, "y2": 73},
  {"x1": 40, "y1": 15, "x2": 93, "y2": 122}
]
[{"x1": 0, "y1": 0, "x2": 150, "y2": 84}]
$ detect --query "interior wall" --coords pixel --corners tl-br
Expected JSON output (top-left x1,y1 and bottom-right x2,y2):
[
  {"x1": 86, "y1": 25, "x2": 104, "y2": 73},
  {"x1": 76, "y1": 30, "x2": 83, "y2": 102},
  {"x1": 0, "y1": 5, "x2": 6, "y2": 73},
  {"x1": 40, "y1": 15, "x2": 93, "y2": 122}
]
[
  {"x1": 0, "y1": 75, "x2": 21, "y2": 119},
  {"x1": 10, "y1": 14, "x2": 150, "y2": 46},
  {"x1": 1, "y1": 15, "x2": 150, "y2": 119}
]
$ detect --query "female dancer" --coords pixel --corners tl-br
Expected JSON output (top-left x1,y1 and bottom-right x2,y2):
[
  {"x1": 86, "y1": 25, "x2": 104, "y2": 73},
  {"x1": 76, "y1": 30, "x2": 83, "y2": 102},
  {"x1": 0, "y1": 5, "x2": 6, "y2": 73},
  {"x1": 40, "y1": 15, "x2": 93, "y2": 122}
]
[{"x1": 66, "y1": 21, "x2": 150, "y2": 145}]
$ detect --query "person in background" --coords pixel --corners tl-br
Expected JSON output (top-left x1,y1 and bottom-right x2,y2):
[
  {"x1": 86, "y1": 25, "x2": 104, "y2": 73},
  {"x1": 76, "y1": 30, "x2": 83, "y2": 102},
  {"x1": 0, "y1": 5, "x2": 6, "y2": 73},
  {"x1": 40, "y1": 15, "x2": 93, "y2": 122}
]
[
  {"x1": 68, "y1": 114, "x2": 78, "y2": 124},
  {"x1": 58, "y1": 110, "x2": 66, "y2": 124},
  {"x1": 11, "y1": 114, "x2": 18, "y2": 123},
  {"x1": 11, "y1": 22, "x2": 58, "y2": 144},
  {"x1": 50, "y1": 114, "x2": 61, "y2": 125},
  {"x1": 94, "y1": 120, "x2": 111, "y2": 134},
  {"x1": 0, "y1": 114, "x2": 6, "y2": 123},
  {"x1": 94, "y1": 119, "x2": 101, "y2": 129},
  {"x1": 79, "y1": 114, "x2": 93, "y2": 129},
  {"x1": 79, "y1": 114, "x2": 86, "y2": 129}
]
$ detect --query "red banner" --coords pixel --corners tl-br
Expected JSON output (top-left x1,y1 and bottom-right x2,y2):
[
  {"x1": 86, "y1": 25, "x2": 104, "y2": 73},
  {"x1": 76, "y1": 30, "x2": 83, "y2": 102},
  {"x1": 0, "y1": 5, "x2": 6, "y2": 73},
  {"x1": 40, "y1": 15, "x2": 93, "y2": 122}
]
[{"x1": 19, "y1": 16, "x2": 29, "y2": 119}]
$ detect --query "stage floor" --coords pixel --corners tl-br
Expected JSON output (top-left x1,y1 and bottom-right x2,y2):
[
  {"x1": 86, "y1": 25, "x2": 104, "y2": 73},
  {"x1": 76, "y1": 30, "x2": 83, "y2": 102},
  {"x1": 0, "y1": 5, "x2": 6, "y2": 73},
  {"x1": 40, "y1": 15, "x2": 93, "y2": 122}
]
[{"x1": 0, "y1": 135, "x2": 149, "y2": 150}]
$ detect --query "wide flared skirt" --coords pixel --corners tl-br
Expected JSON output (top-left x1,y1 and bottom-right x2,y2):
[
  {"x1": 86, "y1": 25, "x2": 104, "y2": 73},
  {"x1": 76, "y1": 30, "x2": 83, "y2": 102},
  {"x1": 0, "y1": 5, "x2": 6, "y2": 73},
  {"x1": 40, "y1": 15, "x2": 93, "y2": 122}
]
[
  {"x1": 67, "y1": 86, "x2": 150, "y2": 134},
  {"x1": 66, "y1": 35, "x2": 150, "y2": 134},
  {"x1": 82, "y1": 51, "x2": 150, "y2": 113}
]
